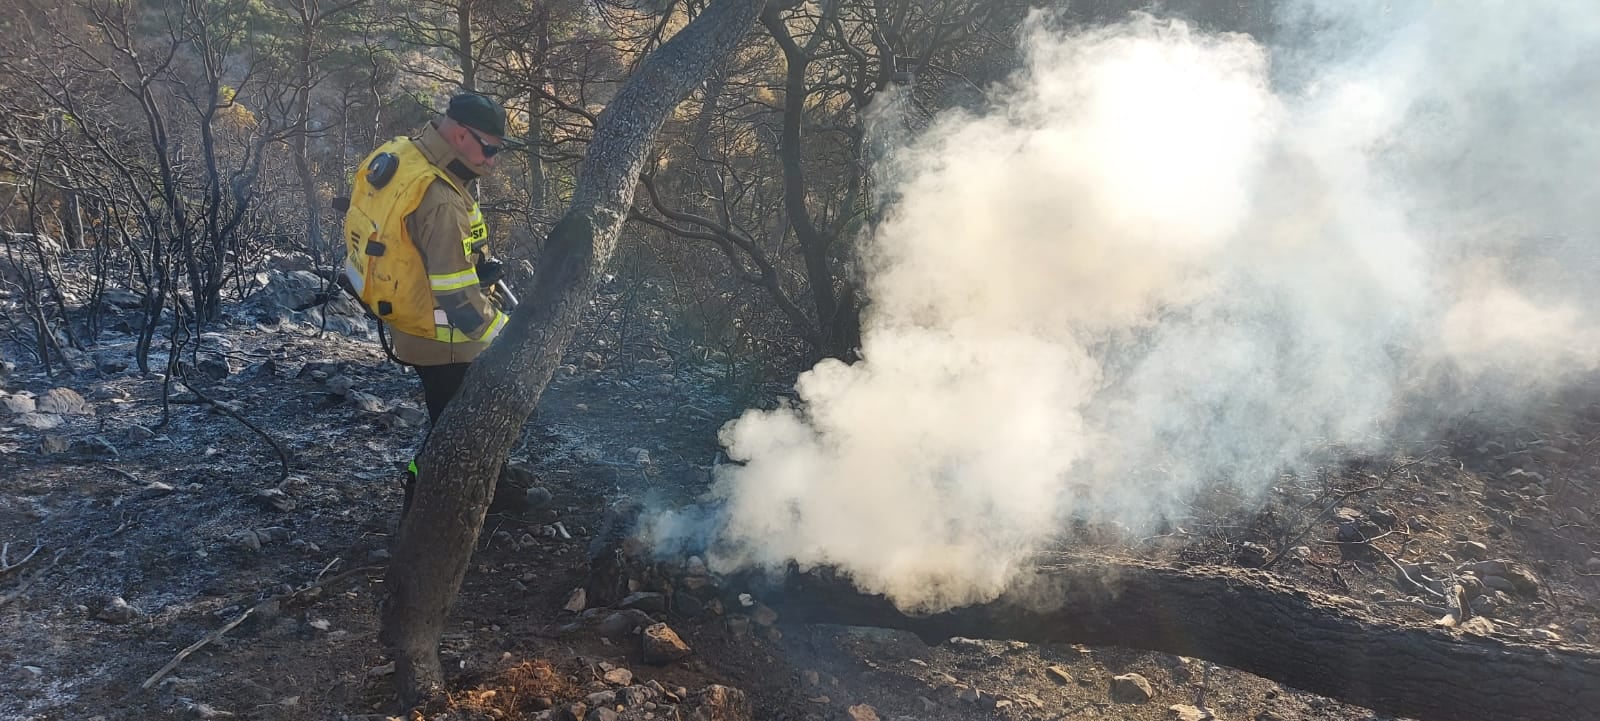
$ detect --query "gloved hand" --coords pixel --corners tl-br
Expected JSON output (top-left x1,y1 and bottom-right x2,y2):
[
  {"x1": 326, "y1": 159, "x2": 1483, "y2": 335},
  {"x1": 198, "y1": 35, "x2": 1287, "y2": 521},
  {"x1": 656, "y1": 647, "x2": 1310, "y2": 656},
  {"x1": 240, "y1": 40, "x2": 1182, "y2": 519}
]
[{"x1": 476, "y1": 259, "x2": 504, "y2": 288}]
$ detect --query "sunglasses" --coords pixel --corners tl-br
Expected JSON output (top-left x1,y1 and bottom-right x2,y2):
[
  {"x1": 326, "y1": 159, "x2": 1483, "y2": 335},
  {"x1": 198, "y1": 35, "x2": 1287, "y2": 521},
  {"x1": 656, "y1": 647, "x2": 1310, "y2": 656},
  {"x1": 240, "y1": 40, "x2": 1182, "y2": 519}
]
[{"x1": 463, "y1": 126, "x2": 502, "y2": 159}]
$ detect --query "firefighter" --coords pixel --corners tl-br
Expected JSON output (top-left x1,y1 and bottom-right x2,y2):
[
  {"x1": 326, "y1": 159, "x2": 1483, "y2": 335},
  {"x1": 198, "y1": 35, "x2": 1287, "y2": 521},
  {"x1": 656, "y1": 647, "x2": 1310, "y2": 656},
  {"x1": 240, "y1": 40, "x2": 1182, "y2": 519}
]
[{"x1": 342, "y1": 92, "x2": 523, "y2": 514}]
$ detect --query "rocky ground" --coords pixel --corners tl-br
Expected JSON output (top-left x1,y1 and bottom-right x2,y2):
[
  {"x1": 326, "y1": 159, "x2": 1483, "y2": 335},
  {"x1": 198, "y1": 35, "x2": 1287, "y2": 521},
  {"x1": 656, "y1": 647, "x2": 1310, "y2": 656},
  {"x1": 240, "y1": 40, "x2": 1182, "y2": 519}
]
[{"x1": 2, "y1": 273, "x2": 1598, "y2": 721}]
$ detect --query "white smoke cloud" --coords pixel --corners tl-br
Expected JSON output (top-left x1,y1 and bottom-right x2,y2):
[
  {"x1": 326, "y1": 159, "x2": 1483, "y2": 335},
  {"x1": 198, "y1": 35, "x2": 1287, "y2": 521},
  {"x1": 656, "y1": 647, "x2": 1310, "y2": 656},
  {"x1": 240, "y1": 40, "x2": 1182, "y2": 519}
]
[{"x1": 653, "y1": 3, "x2": 1600, "y2": 611}]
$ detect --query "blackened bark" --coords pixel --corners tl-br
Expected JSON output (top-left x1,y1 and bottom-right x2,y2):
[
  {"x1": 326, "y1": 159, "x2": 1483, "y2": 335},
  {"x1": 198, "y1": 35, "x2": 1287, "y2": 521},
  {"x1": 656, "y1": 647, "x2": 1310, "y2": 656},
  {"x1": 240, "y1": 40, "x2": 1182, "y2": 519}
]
[
  {"x1": 378, "y1": 0, "x2": 768, "y2": 707},
  {"x1": 762, "y1": 7, "x2": 860, "y2": 360},
  {"x1": 746, "y1": 557, "x2": 1600, "y2": 721}
]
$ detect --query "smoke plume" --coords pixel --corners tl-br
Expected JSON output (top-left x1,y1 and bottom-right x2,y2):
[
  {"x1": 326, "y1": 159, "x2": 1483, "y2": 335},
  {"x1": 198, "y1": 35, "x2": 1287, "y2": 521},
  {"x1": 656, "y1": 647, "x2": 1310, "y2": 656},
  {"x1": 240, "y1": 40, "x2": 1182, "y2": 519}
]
[{"x1": 649, "y1": 2, "x2": 1600, "y2": 611}]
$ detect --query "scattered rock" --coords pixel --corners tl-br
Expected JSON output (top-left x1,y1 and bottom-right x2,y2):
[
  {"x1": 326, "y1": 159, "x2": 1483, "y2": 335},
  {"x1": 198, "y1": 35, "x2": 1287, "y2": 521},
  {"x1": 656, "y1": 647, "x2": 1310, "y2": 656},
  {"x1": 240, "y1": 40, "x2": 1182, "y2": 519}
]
[
  {"x1": 751, "y1": 603, "x2": 779, "y2": 627},
  {"x1": 602, "y1": 667, "x2": 634, "y2": 686},
  {"x1": 1457, "y1": 541, "x2": 1488, "y2": 560},
  {"x1": 618, "y1": 685, "x2": 650, "y2": 706},
  {"x1": 40, "y1": 434, "x2": 69, "y2": 454},
  {"x1": 72, "y1": 436, "x2": 118, "y2": 457},
  {"x1": 642, "y1": 622, "x2": 692, "y2": 664},
  {"x1": 95, "y1": 597, "x2": 142, "y2": 624},
  {"x1": 36, "y1": 388, "x2": 93, "y2": 415},
  {"x1": 585, "y1": 690, "x2": 617, "y2": 707},
  {"x1": 1459, "y1": 560, "x2": 1540, "y2": 596},
  {"x1": 619, "y1": 591, "x2": 667, "y2": 613},
  {"x1": 1235, "y1": 542, "x2": 1269, "y2": 567},
  {"x1": 1334, "y1": 507, "x2": 1380, "y2": 543},
  {"x1": 1045, "y1": 665, "x2": 1074, "y2": 685},
  {"x1": 1170, "y1": 704, "x2": 1214, "y2": 721},
  {"x1": 585, "y1": 708, "x2": 619, "y2": 721},
  {"x1": 597, "y1": 609, "x2": 653, "y2": 639},
  {"x1": 847, "y1": 704, "x2": 881, "y2": 721},
  {"x1": 324, "y1": 374, "x2": 354, "y2": 396},
  {"x1": 100, "y1": 288, "x2": 144, "y2": 309},
  {"x1": 182, "y1": 701, "x2": 235, "y2": 719},
  {"x1": 681, "y1": 685, "x2": 750, "y2": 721},
  {"x1": 19, "y1": 413, "x2": 65, "y2": 431},
  {"x1": 346, "y1": 390, "x2": 385, "y2": 413},
  {"x1": 564, "y1": 587, "x2": 588, "y2": 613},
  {"x1": 1, "y1": 394, "x2": 36, "y2": 415},
  {"x1": 1459, "y1": 616, "x2": 1496, "y2": 636},
  {"x1": 196, "y1": 356, "x2": 231, "y2": 381},
  {"x1": 251, "y1": 488, "x2": 296, "y2": 512},
  {"x1": 385, "y1": 405, "x2": 428, "y2": 428},
  {"x1": 524, "y1": 486, "x2": 555, "y2": 509},
  {"x1": 1110, "y1": 673, "x2": 1154, "y2": 703}
]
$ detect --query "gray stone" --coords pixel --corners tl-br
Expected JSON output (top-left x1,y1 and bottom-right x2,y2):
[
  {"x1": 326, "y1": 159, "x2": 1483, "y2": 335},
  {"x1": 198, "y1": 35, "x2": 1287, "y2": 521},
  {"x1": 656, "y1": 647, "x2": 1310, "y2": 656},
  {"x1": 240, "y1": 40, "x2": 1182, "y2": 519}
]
[
  {"x1": 584, "y1": 709, "x2": 619, "y2": 721},
  {"x1": 598, "y1": 609, "x2": 653, "y2": 639},
  {"x1": 324, "y1": 375, "x2": 355, "y2": 396},
  {"x1": 40, "y1": 434, "x2": 69, "y2": 454},
  {"x1": 618, "y1": 685, "x2": 651, "y2": 706},
  {"x1": 620, "y1": 592, "x2": 668, "y2": 613},
  {"x1": 751, "y1": 603, "x2": 779, "y2": 627},
  {"x1": 1110, "y1": 673, "x2": 1154, "y2": 703},
  {"x1": 602, "y1": 667, "x2": 633, "y2": 686},
  {"x1": 19, "y1": 413, "x2": 65, "y2": 430},
  {"x1": 346, "y1": 390, "x2": 385, "y2": 413},
  {"x1": 96, "y1": 597, "x2": 142, "y2": 624},
  {"x1": 196, "y1": 356, "x2": 231, "y2": 381},
  {"x1": 1235, "y1": 542, "x2": 1269, "y2": 567},
  {"x1": 72, "y1": 436, "x2": 118, "y2": 457},
  {"x1": 36, "y1": 388, "x2": 92, "y2": 415},
  {"x1": 1460, "y1": 560, "x2": 1540, "y2": 595},
  {"x1": 2, "y1": 394, "x2": 36, "y2": 415},
  {"x1": 586, "y1": 690, "x2": 617, "y2": 707},
  {"x1": 1457, "y1": 541, "x2": 1488, "y2": 560},
  {"x1": 524, "y1": 486, "x2": 554, "y2": 509},
  {"x1": 563, "y1": 587, "x2": 588, "y2": 613},
  {"x1": 101, "y1": 288, "x2": 144, "y2": 309}
]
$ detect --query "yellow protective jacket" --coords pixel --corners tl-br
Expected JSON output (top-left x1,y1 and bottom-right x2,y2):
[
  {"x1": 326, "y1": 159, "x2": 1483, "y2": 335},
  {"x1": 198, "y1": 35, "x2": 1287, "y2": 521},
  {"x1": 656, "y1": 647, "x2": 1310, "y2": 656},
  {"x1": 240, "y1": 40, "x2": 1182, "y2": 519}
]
[{"x1": 343, "y1": 122, "x2": 507, "y2": 365}]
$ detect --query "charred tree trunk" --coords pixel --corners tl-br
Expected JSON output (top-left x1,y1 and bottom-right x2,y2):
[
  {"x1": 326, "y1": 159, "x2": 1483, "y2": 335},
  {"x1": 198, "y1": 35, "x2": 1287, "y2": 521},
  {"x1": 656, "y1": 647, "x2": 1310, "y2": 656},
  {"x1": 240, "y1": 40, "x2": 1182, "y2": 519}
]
[
  {"x1": 763, "y1": 6, "x2": 859, "y2": 361},
  {"x1": 377, "y1": 0, "x2": 768, "y2": 707},
  {"x1": 746, "y1": 557, "x2": 1600, "y2": 721}
]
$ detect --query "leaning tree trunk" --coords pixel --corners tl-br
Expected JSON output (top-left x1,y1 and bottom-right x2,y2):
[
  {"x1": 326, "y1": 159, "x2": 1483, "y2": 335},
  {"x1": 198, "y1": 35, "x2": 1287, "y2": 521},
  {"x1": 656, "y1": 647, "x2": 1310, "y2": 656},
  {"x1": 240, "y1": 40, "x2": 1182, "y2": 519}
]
[
  {"x1": 378, "y1": 0, "x2": 768, "y2": 707},
  {"x1": 742, "y1": 556, "x2": 1600, "y2": 721}
]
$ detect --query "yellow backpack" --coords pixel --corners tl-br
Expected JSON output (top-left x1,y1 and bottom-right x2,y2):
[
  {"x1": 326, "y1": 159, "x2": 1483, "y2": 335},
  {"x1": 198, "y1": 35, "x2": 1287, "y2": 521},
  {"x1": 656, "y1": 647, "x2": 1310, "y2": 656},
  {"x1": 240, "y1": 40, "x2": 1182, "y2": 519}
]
[{"x1": 341, "y1": 137, "x2": 466, "y2": 338}]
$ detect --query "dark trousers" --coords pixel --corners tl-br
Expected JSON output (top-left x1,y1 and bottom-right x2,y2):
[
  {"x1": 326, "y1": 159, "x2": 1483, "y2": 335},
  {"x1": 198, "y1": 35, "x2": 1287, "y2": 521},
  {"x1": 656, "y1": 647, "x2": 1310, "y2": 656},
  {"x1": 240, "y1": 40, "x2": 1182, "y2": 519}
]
[
  {"x1": 416, "y1": 362, "x2": 472, "y2": 424},
  {"x1": 403, "y1": 363, "x2": 472, "y2": 513}
]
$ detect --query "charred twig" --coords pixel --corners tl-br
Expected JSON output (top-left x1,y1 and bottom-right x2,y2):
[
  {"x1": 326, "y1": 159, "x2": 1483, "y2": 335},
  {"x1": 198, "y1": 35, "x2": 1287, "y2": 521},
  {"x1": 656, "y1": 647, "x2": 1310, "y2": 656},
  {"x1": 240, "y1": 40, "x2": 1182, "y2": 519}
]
[
  {"x1": 138, "y1": 564, "x2": 380, "y2": 691},
  {"x1": 0, "y1": 541, "x2": 44, "y2": 579},
  {"x1": 0, "y1": 516, "x2": 134, "y2": 608},
  {"x1": 1264, "y1": 457, "x2": 1427, "y2": 569},
  {"x1": 1373, "y1": 545, "x2": 1448, "y2": 600},
  {"x1": 175, "y1": 379, "x2": 291, "y2": 483},
  {"x1": 1263, "y1": 483, "x2": 1382, "y2": 569}
]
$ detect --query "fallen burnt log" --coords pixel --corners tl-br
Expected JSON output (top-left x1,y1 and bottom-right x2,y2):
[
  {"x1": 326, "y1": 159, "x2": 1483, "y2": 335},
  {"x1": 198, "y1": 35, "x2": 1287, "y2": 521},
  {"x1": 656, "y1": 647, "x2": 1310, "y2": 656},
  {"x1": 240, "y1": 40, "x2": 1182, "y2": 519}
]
[{"x1": 741, "y1": 557, "x2": 1600, "y2": 721}]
